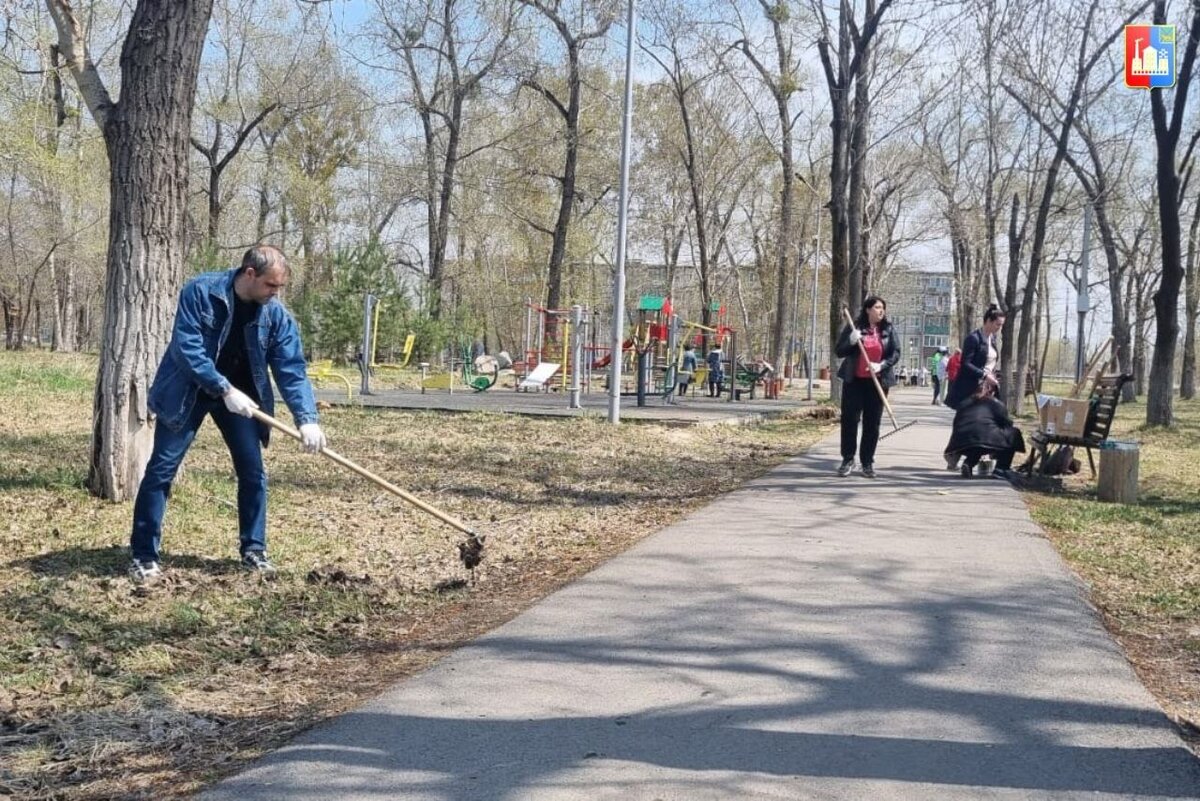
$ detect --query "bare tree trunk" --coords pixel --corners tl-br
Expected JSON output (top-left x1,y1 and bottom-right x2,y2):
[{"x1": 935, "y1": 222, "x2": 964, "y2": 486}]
[
  {"x1": 1003, "y1": 0, "x2": 1136, "y2": 412},
  {"x1": 1181, "y1": 200, "x2": 1200, "y2": 398},
  {"x1": 1000, "y1": 193, "x2": 1022, "y2": 405},
  {"x1": 49, "y1": 244, "x2": 78, "y2": 353},
  {"x1": 518, "y1": 2, "x2": 612, "y2": 338},
  {"x1": 847, "y1": 31, "x2": 871, "y2": 305},
  {"x1": 2, "y1": 296, "x2": 15, "y2": 350},
  {"x1": 734, "y1": 0, "x2": 799, "y2": 371},
  {"x1": 1032, "y1": 264, "x2": 1043, "y2": 389},
  {"x1": 1103, "y1": 204, "x2": 1135, "y2": 400},
  {"x1": 543, "y1": 45, "x2": 579, "y2": 330},
  {"x1": 1146, "y1": 0, "x2": 1200, "y2": 424},
  {"x1": 816, "y1": 0, "x2": 896, "y2": 400},
  {"x1": 48, "y1": 0, "x2": 214, "y2": 500},
  {"x1": 1134, "y1": 273, "x2": 1148, "y2": 397},
  {"x1": 60, "y1": 246, "x2": 76, "y2": 351},
  {"x1": 50, "y1": 251, "x2": 63, "y2": 350},
  {"x1": 1039, "y1": 268, "x2": 1051, "y2": 392}
]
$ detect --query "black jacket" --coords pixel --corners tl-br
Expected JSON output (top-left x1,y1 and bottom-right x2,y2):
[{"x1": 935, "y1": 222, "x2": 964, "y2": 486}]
[
  {"x1": 835, "y1": 321, "x2": 901, "y2": 388},
  {"x1": 945, "y1": 395, "x2": 1026, "y2": 455},
  {"x1": 945, "y1": 329, "x2": 994, "y2": 409}
]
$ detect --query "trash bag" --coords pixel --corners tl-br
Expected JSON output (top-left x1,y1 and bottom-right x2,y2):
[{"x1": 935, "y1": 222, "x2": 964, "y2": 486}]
[{"x1": 1043, "y1": 445, "x2": 1078, "y2": 475}]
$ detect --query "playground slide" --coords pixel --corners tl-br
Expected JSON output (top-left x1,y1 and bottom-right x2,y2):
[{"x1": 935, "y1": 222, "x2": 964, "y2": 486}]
[{"x1": 591, "y1": 338, "x2": 635, "y2": 369}]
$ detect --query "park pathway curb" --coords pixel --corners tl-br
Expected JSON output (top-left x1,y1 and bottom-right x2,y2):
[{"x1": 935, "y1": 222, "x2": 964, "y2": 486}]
[{"x1": 201, "y1": 391, "x2": 1200, "y2": 800}]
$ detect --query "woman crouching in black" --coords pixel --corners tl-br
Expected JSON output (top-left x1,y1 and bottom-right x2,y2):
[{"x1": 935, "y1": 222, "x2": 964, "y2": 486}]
[{"x1": 944, "y1": 382, "x2": 1026, "y2": 479}]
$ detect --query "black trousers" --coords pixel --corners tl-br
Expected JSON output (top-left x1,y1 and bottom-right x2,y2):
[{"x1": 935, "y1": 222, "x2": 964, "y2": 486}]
[
  {"x1": 841, "y1": 378, "x2": 885, "y2": 464},
  {"x1": 962, "y1": 446, "x2": 1016, "y2": 470},
  {"x1": 960, "y1": 427, "x2": 1025, "y2": 470},
  {"x1": 931, "y1": 376, "x2": 941, "y2": 402}
]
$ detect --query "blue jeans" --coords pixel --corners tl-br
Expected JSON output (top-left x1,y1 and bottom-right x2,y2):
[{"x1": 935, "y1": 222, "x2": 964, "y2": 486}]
[{"x1": 131, "y1": 397, "x2": 267, "y2": 561}]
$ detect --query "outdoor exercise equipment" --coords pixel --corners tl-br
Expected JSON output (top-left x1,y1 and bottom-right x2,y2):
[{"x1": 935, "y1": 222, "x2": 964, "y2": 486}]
[
  {"x1": 249, "y1": 408, "x2": 485, "y2": 575},
  {"x1": 307, "y1": 359, "x2": 354, "y2": 401},
  {"x1": 422, "y1": 341, "x2": 500, "y2": 393}
]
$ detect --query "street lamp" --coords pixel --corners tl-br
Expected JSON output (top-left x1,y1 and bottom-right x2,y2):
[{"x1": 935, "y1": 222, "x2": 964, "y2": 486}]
[
  {"x1": 807, "y1": 231, "x2": 820, "y2": 401},
  {"x1": 607, "y1": 0, "x2": 636, "y2": 424},
  {"x1": 793, "y1": 172, "x2": 821, "y2": 402}
]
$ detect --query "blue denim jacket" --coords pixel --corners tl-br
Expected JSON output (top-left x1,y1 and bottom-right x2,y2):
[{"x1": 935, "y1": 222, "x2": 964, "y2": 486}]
[{"x1": 148, "y1": 268, "x2": 318, "y2": 441}]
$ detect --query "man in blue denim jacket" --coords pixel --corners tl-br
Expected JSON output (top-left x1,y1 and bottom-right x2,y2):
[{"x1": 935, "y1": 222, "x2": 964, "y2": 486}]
[{"x1": 129, "y1": 245, "x2": 326, "y2": 581}]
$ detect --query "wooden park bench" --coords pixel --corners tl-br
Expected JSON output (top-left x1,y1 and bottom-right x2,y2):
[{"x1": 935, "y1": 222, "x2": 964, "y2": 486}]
[{"x1": 1020, "y1": 374, "x2": 1132, "y2": 478}]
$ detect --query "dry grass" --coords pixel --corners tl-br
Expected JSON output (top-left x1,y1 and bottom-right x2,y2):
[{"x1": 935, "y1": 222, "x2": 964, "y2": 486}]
[
  {"x1": 0, "y1": 351, "x2": 834, "y2": 800},
  {"x1": 1023, "y1": 391, "x2": 1200, "y2": 744}
]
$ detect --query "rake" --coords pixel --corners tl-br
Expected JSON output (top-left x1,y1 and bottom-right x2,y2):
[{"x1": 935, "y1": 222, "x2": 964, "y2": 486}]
[
  {"x1": 249, "y1": 408, "x2": 485, "y2": 572},
  {"x1": 842, "y1": 308, "x2": 919, "y2": 440}
]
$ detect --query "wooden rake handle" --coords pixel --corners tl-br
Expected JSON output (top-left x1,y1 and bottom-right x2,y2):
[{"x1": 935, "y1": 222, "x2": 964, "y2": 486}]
[
  {"x1": 249, "y1": 408, "x2": 479, "y2": 538},
  {"x1": 842, "y1": 308, "x2": 900, "y2": 432}
]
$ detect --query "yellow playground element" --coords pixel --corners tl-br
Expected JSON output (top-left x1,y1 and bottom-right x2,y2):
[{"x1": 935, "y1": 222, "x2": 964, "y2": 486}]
[
  {"x1": 307, "y1": 359, "x2": 353, "y2": 400},
  {"x1": 371, "y1": 333, "x2": 417, "y2": 387}
]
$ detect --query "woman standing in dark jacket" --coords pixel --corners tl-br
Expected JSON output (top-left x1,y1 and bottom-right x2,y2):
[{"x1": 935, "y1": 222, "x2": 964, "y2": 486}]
[
  {"x1": 944, "y1": 303, "x2": 1005, "y2": 409},
  {"x1": 944, "y1": 383, "x2": 1026, "y2": 478},
  {"x1": 834, "y1": 295, "x2": 901, "y2": 478}
]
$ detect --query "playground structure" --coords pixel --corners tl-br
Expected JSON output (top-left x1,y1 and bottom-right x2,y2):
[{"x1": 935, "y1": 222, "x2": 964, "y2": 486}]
[
  {"x1": 515, "y1": 295, "x2": 777, "y2": 407},
  {"x1": 319, "y1": 291, "x2": 776, "y2": 405},
  {"x1": 519, "y1": 299, "x2": 595, "y2": 398}
]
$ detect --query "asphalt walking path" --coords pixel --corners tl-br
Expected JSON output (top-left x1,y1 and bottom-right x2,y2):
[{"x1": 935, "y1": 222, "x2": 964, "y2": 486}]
[{"x1": 202, "y1": 391, "x2": 1200, "y2": 800}]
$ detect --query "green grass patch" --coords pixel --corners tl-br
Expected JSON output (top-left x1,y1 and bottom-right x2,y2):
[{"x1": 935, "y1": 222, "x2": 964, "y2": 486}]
[
  {"x1": 0, "y1": 352, "x2": 95, "y2": 394},
  {"x1": 1024, "y1": 391, "x2": 1200, "y2": 729}
]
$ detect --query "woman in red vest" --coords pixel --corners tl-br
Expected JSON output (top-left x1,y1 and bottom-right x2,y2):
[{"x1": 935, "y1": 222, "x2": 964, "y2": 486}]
[{"x1": 834, "y1": 295, "x2": 900, "y2": 478}]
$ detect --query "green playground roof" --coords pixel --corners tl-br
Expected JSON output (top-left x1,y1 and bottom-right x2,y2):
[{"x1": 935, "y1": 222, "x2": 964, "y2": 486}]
[{"x1": 638, "y1": 295, "x2": 666, "y2": 311}]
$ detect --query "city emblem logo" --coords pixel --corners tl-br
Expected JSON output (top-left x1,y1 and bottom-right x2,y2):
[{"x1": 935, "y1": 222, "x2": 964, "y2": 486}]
[{"x1": 1125, "y1": 24, "x2": 1176, "y2": 89}]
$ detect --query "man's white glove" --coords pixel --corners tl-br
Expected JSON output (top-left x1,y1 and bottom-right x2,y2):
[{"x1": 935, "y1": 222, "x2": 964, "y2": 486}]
[
  {"x1": 223, "y1": 387, "x2": 258, "y2": 418},
  {"x1": 848, "y1": 328, "x2": 863, "y2": 345},
  {"x1": 299, "y1": 423, "x2": 326, "y2": 454},
  {"x1": 869, "y1": 362, "x2": 883, "y2": 375}
]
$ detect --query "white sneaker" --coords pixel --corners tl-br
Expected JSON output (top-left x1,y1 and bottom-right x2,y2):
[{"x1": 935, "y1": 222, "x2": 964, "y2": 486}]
[{"x1": 129, "y1": 558, "x2": 162, "y2": 582}]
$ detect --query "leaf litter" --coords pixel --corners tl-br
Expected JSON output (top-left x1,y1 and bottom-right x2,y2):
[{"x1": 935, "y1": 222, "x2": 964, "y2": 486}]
[{"x1": 0, "y1": 351, "x2": 835, "y2": 799}]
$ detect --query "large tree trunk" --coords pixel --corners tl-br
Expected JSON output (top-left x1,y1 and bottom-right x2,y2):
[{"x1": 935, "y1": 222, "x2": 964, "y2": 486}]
[
  {"x1": 847, "y1": 37, "x2": 871, "y2": 305},
  {"x1": 49, "y1": 0, "x2": 214, "y2": 500},
  {"x1": 1146, "y1": 0, "x2": 1200, "y2": 424},
  {"x1": 820, "y1": 44, "x2": 850, "y2": 403},
  {"x1": 1147, "y1": 141, "x2": 1184, "y2": 423}
]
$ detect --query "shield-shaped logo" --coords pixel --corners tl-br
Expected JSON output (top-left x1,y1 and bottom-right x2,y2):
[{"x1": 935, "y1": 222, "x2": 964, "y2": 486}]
[{"x1": 1125, "y1": 25, "x2": 1176, "y2": 89}]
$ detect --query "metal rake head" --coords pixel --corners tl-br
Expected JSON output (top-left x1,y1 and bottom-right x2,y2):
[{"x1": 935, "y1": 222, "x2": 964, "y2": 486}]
[{"x1": 878, "y1": 419, "x2": 920, "y2": 440}]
